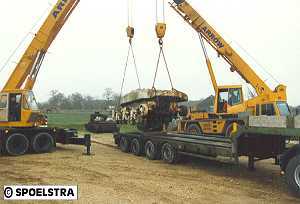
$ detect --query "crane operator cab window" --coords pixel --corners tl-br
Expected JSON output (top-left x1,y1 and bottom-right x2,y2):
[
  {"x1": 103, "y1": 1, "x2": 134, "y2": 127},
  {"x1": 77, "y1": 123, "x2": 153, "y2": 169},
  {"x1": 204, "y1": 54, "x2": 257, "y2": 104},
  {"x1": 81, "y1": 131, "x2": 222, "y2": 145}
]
[
  {"x1": 260, "y1": 104, "x2": 275, "y2": 116},
  {"x1": 24, "y1": 91, "x2": 39, "y2": 111},
  {"x1": 217, "y1": 88, "x2": 243, "y2": 113},
  {"x1": 9, "y1": 93, "x2": 22, "y2": 122},
  {"x1": 277, "y1": 102, "x2": 291, "y2": 116},
  {"x1": 257, "y1": 102, "x2": 291, "y2": 116}
]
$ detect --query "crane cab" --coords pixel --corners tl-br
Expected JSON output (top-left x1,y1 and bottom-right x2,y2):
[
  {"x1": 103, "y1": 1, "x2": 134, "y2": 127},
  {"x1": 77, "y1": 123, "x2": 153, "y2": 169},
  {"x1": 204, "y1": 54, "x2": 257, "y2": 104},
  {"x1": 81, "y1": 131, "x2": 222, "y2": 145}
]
[
  {"x1": 180, "y1": 85, "x2": 291, "y2": 136},
  {"x1": 214, "y1": 85, "x2": 291, "y2": 117},
  {"x1": 214, "y1": 85, "x2": 245, "y2": 115},
  {"x1": 0, "y1": 90, "x2": 46, "y2": 127}
]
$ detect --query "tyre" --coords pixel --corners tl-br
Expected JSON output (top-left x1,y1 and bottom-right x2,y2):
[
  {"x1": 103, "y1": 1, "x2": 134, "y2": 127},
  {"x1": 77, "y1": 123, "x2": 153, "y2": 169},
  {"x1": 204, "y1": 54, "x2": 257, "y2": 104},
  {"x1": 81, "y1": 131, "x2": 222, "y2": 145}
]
[
  {"x1": 186, "y1": 124, "x2": 202, "y2": 135},
  {"x1": 285, "y1": 155, "x2": 300, "y2": 196},
  {"x1": 119, "y1": 136, "x2": 129, "y2": 153},
  {"x1": 161, "y1": 143, "x2": 178, "y2": 164},
  {"x1": 145, "y1": 140, "x2": 159, "y2": 160},
  {"x1": 5, "y1": 133, "x2": 29, "y2": 156},
  {"x1": 131, "y1": 138, "x2": 142, "y2": 156},
  {"x1": 32, "y1": 132, "x2": 54, "y2": 153}
]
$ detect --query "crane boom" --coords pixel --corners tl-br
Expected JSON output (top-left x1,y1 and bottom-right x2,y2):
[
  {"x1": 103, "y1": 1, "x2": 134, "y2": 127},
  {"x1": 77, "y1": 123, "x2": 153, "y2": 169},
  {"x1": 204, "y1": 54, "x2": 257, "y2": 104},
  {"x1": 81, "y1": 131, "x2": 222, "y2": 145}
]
[
  {"x1": 170, "y1": 0, "x2": 276, "y2": 96},
  {"x1": 2, "y1": 0, "x2": 79, "y2": 91}
]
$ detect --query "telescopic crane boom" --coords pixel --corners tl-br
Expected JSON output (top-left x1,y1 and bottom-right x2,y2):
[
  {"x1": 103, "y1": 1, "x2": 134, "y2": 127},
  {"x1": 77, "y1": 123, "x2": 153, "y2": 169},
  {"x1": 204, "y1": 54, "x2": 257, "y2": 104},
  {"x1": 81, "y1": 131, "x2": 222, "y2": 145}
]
[
  {"x1": 0, "y1": 0, "x2": 79, "y2": 127},
  {"x1": 3, "y1": 0, "x2": 79, "y2": 91},
  {"x1": 170, "y1": 0, "x2": 288, "y2": 117},
  {"x1": 0, "y1": 0, "x2": 91, "y2": 157}
]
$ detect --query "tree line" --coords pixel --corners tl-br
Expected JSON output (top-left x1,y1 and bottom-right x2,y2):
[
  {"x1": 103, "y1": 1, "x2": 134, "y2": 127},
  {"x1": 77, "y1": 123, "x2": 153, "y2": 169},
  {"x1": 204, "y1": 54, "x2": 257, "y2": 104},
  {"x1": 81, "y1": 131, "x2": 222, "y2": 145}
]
[
  {"x1": 39, "y1": 89, "x2": 300, "y2": 115},
  {"x1": 39, "y1": 88, "x2": 119, "y2": 112}
]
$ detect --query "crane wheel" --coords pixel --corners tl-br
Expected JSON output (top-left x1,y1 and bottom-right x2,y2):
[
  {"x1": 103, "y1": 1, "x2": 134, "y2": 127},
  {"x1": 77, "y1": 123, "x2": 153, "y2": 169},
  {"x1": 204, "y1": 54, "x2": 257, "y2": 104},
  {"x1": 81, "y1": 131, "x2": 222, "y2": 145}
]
[
  {"x1": 131, "y1": 138, "x2": 142, "y2": 156},
  {"x1": 145, "y1": 140, "x2": 159, "y2": 160},
  {"x1": 285, "y1": 154, "x2": 300, "y2": 196},
  {"x1": 119, "y1": 136, "x2": 129, "y2": 153},
  {"x1": 5, "y1": 133, "x2": 29, "y2": 156},
  {"x1": 186, "y1": 124, "x2": 202, "y2": 135},
  {"x1": 32, "y1": 133, "x2": 54, "y2": 153},
  {"x1": 161, "y1": 143, "x2": 178, "y2": 164}
]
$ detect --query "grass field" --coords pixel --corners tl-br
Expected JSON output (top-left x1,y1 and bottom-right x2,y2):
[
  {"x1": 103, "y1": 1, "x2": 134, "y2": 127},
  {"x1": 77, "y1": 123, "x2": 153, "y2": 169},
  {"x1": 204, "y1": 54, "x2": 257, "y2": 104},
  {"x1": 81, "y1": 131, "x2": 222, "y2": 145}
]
[
  {"x1": 47, "y1": 111, "x2": 139, "y2": 132},
  {"x1": 47, "y1": 112, "x2": 92, "y2": 130}
]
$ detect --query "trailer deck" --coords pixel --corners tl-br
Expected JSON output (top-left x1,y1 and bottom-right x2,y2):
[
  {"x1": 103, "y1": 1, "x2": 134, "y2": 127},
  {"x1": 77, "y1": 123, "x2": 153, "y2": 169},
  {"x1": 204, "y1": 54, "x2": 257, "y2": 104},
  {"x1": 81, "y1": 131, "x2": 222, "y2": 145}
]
[{"x1": 114, "y1": 125, "x2": 300, "y2": 196}]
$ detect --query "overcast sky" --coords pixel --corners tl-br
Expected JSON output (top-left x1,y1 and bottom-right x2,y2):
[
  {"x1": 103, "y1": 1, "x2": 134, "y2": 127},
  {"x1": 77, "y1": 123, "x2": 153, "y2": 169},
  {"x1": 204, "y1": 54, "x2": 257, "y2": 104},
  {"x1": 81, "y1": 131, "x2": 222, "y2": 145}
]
[{"x1": 0, "y1": 0, "x2": 299, "y2": 105}]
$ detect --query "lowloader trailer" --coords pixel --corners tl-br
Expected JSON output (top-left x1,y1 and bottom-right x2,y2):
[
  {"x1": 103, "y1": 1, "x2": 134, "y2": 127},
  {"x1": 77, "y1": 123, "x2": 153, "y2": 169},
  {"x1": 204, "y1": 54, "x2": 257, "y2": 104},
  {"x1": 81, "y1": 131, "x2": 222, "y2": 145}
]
[
  {"x1": 114, "y1": 116, "x2": 300, "y2": 196},
  {"x1": 0, "y1": 127, "x2": 91, "y2": 156}
]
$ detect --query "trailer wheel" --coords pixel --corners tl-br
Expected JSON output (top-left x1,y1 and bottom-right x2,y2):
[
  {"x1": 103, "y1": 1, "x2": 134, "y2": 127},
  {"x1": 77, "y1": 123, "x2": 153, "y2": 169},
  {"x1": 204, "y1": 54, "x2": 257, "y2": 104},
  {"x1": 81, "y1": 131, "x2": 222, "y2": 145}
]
[
  {"x1": 285, "y1": 155, "x2": 300, "y2": 196},
  {"x1": 32, "y1": 133, "x2": 54, "y2": 153},
  {"x1": 5, "y1": 133, "x2": 29, "y2": 156},
  {"x1": 131, "y1": 138, "x2": 142, "y2": 156},
  {"x1": 186, "y1": 124, "x2": 202, "y2": 135},
  {"x1": 119, "y1": 136, "x2": 129, "y2": 153},
  {"x1": 145, "y1": 140, "x2": 159, "y2": 160},
  {"x1": 161, "y1": 143, "x2": 178, "y2": 164}
]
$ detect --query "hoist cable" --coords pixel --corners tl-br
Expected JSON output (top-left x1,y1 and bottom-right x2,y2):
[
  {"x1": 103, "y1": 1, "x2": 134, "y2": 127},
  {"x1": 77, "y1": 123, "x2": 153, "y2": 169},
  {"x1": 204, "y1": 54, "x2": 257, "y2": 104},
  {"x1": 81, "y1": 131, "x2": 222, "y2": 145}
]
[
  {"x1": 118, "y1": 0, "x2": 142, "y2": 107},
  {"x1": 156, "y1": 0, "x2": 165, "y2": 23},
  {"x1": 155, "y1": 0, "x2": 158, "y2": 23},
  {"x1": 163, "y1": 0, "x2": 166, "y2": 23},
  {"x1": 127, "y1": 0, "x2": 134, "y2": 26},
  {"x1": 153, "y1": 1, "x2": 172, "y2": 90},
  {"x1": 127, "y1": 0, "x2": 130, "y2": 26}
]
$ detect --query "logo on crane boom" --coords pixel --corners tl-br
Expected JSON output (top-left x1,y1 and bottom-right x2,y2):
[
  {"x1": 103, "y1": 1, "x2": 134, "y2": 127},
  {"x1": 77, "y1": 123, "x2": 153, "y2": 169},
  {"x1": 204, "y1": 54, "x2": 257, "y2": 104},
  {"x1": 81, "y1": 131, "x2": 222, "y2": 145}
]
[
  {"x1": 52, "y1": 0, "x2": 68, "y2": 18},
  {"x1": 202, "y1": 26, "x2": 224, "y2": 49}
]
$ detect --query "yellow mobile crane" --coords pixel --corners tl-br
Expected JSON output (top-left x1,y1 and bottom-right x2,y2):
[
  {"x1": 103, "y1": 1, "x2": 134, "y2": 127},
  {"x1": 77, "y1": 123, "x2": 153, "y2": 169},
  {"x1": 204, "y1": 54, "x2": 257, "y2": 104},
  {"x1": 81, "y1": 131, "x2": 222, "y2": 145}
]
[
  {"x1": 170, "y1": 0, "x2": 290, "y2": 136},
  {"x1": 0, "y1": 0, "x2": 90, "y2": 156}
]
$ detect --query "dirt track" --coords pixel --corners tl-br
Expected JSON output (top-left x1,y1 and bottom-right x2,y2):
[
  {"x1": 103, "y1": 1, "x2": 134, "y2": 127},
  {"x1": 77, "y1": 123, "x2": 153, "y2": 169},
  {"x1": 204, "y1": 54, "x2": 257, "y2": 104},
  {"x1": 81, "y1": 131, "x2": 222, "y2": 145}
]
[{"x1": 0, "y1": 133, "x2": 300, "y2": 204}]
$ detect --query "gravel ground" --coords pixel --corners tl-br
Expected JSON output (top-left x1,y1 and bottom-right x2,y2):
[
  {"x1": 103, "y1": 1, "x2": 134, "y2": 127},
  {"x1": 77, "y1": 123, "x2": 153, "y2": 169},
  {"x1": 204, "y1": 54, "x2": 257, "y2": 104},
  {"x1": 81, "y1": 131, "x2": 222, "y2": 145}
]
[{"x1": 0, "y1": 133, "x2": 299, "y2": 204}]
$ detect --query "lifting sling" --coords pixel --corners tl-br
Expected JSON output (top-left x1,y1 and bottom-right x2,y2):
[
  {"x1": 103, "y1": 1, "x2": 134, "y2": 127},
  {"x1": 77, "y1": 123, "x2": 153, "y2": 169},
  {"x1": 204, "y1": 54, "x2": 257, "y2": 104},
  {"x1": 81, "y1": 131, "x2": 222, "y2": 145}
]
[
  {"x1": 119, "y1": 0, "x2": 142, "y2": 106},
  {"x1": 152, "y1": 0, "x2": 174, "y2": 90}
]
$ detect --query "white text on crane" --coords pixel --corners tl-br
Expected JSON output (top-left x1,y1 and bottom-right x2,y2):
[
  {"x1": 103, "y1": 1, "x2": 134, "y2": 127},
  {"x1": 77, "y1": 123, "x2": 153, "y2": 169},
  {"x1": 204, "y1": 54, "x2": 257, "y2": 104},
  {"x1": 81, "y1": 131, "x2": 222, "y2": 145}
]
[{"x1": 52, "y1": 0, "x2": 68, "y2": 18}]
